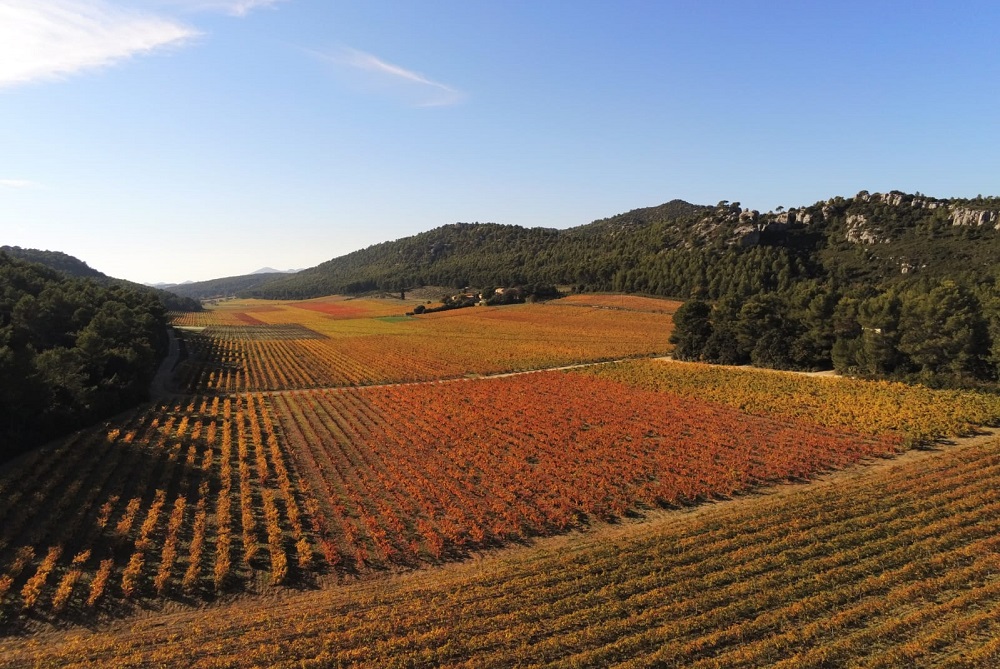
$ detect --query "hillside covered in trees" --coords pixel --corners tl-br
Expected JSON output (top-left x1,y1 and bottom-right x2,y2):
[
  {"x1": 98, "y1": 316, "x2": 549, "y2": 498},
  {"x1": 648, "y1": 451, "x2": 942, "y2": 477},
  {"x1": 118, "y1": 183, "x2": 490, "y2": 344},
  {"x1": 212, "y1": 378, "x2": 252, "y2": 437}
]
[
  {"x1": 0, "y1": 252, "x2": 170, "y2": 462},
  {"x1": 242, "y1": 192, "x2": 997, "y2": 299},
  {"x1": 239, "y1": 190, "x2": 999, "y2": 386},
  {"x1": 0, "y1": 246, "x2": 201, "y2": 313},
  {"x1": 662, "y1": 192, "x2": 1000, "y2": 386},
  {"x1": 161, "y1": 271, "x2": 294, "y2": 300}
]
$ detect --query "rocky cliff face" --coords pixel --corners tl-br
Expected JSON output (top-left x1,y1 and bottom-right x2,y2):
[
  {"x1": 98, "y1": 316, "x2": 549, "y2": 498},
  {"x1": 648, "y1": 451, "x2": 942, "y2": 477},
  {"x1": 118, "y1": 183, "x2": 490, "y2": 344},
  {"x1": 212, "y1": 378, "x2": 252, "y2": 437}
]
[
  {"x1": 844, "y1": 191, "x2": 1000, "y2": 242},
  {"x1": 666, "y1": 190, "x2": 998, "y2": 250},
  {"x1": 694, "y1": 205, "x2": 806, "y2": 248},
  {"x1": 845, "y1": 213, "x2": 883, "y2": 244},
  {"x1": 951, "y1": 207, "x2": 999, "y2": 229}
]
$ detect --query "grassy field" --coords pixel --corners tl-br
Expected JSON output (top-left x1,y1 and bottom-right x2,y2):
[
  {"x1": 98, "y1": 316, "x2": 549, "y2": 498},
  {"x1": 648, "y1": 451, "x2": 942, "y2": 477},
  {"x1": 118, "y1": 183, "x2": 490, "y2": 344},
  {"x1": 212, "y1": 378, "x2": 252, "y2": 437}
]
[{"x1": 1, "y1": 293, "x2": 999, "y2": 666}]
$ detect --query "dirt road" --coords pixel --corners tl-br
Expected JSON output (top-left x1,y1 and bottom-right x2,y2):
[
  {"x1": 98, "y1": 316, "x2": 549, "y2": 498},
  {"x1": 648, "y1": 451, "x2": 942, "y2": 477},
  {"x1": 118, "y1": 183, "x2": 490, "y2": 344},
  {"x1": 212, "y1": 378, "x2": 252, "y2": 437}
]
[{"x1": 148, "y1": 327, "x2": 180, "y2": 400}]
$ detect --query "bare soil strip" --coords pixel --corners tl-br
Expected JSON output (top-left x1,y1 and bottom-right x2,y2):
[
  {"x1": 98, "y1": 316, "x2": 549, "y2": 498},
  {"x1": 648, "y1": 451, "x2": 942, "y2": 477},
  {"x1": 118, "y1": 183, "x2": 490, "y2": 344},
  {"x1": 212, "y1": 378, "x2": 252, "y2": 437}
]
[{"x1": 148, "y1": 327, "x2": 181, "y2": 400}]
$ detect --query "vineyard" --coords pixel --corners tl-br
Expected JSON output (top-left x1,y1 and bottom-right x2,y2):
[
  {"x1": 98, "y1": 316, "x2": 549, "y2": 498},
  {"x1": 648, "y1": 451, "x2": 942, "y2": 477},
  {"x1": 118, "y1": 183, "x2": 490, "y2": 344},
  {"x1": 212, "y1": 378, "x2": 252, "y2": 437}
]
[
  {"x1": 4, "y1": 432, "x2": 1000, "y2": 668},
  {"x1": 269, "y1": 371, "x2": 902, "y2": 570},
  {"x1": 174, "y1": 299, "x2": 676, "y2": 391},
  {"x1": 3, "y1": 293, "x2": 1000, "y2": 666},
  {"x1": 552, "y1": 293, "x2": 684, "y2": 312},
  {"x1": 0, "y1": 367, "x2": 924, "y2": 623},
  {"x1": 171, "y1": 296, "x2": 440, "y2": 328},
  {"x1": 581, "y1": 359, "x2": 1000, "y2": 444},
  {"x1": 0, "y1": 394, "x2": 315, "y2": 625}
]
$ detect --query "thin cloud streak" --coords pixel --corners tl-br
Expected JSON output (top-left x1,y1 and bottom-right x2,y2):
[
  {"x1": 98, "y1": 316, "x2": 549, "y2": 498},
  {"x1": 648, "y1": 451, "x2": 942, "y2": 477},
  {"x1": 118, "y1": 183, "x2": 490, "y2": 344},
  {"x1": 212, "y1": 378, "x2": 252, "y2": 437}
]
[
  {"x1": 0, "y1": 1, "x2": 197, "y2": 89},
  {"x1": 153, "y1": 0, "x2": 286, "y2": 17},
  {"x1": 324, "y1": 46, "x2": 466, "y2": 107},
  {"x1": 0, "y1": 179, "x2": 42, "y2": 189}
]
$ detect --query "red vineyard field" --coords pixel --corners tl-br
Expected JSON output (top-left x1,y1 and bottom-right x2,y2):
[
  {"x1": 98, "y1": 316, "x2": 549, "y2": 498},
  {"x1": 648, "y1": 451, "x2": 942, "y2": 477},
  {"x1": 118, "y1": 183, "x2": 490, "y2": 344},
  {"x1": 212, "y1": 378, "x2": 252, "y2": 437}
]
[
  {"x1": 270, "y1": 371, "x2": 903, "y2": 571},
  {"x1": 8, "y1": 428, "x2": 999, "y2": 667},
  {"x1": 0, "y1": 370, "x2": 906, "y2": 623}
]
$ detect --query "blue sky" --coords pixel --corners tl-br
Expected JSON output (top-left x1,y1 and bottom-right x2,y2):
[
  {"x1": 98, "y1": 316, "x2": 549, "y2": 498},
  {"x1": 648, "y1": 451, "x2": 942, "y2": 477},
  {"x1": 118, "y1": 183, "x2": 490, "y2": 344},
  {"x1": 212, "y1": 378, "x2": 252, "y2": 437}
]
[{"x1": 3, "y1": 1, "x2": 999, "y2": 284}]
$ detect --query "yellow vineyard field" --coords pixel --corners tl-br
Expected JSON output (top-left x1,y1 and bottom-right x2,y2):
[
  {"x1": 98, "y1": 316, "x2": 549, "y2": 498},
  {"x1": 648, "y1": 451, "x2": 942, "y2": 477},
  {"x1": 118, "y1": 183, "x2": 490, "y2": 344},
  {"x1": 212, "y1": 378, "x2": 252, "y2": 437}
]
[
  {"x1": 582, "y1": 358, "x2": 1000, "y2": 444},
  {"x1": 174, "y1": 298, "x2": 676, "y2": 390}
]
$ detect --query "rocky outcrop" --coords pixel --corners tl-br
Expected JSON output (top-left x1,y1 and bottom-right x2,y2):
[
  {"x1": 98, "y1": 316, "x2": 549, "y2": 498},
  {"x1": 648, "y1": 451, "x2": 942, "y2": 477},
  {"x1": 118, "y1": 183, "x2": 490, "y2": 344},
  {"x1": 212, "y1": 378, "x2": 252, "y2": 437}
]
[
  {"x1": 697, "y1": 190, "x2": 1000, "y2": 248},
  {"x1": 691, "y1": 190, "x2": 1000, "y2": 249},
  {"x1": 733, "y1": 212, "x2": 761, "y2": 246},
  {"x1": 854, "y1": 191, "x2": 957, "y2": 210},
  {"x1": 910, "y1": 196, "x2": 944, "y2": 210},
  {"x1": 950, "y1": 207, "x2": 999, "y2": 229},
  {"x1": 845, "y1": 213, "x2": 883, "y2": 244},
  {"x1": 732, "y1": 209, "x2": 798, "y2": 247},
  {"x1": 855, "y1": 191, "x2": 911, "y2": 207},
  {"x1": 774, "y1": 211, "x2": 790, "y2": 225}
]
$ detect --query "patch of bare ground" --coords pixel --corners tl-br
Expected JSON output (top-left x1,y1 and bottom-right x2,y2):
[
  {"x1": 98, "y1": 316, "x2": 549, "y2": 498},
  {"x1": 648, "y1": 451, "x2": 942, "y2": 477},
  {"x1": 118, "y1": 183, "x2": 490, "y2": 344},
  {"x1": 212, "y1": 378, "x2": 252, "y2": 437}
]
[
  {"x1": 148, "y1": 327, "x2": 181, "y2": 399},
  {"x1": 654, "y1": 354, "x2": 840, "y2": 377}
]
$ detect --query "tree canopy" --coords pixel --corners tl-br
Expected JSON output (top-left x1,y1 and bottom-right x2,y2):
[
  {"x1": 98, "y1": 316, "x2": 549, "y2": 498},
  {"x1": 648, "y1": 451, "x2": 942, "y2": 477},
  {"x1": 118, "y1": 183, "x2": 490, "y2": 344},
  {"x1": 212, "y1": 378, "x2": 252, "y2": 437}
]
[{"x1": 0, "y1": 252, "x2": 168, "y2": 461}]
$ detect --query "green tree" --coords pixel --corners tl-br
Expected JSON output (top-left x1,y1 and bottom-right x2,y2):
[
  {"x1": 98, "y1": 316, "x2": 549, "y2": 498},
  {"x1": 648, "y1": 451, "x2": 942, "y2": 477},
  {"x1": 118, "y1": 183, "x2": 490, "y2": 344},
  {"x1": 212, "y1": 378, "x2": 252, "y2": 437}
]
[
  {"x1": 669, "y1": 299, "x2": 713, "y2": 360},
  {"x1": 854, "y1": 292, "x2": 904, "y2": 377},
  {"x1": 898, "y1": 280, "x2": 990, "y2": 381}
]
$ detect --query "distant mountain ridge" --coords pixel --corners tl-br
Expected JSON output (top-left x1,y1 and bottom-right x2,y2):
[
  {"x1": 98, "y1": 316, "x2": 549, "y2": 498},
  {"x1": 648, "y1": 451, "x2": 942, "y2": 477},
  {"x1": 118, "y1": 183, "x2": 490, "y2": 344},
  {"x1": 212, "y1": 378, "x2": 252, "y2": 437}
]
[
  {"x1": 235, "y1": 190, "x2": 999, "y2": 300},
  {"x1": 151, "y1": 267, "x2": 301, "y2": 298},
  {"x1": 251, "y1": 267, "x2": 300, "y2": 275},
  {"x1": 68, "y1": 189, "x2": 998, "y2": 306}
]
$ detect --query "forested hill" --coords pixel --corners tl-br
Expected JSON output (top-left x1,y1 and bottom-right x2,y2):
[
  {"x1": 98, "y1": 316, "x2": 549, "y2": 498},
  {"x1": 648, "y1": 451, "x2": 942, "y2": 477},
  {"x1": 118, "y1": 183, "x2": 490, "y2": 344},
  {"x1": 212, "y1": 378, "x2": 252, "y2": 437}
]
[
  {"x1": 0, "y1": 246, "x2": 106, "y2": 279},
  {"x1": 244, "y1": 191, "x2": 999, "y2": 300},
  {"x1": 240, "y1": 190, "x2": 1000, "y2": 386},
  {"x1": 162, "y1": 271, "x2": 293, "y2": 300},
  {"x1": 0, "y1": 252, "x2": 170, "y2": 461},
  {"x1": 1, "y1": 246, "x2": 201, "y2": 312}
]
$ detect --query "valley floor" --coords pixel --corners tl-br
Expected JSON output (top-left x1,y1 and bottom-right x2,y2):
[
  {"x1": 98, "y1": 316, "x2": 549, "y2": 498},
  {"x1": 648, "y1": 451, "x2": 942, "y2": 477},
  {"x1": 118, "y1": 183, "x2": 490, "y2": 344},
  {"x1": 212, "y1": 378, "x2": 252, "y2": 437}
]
[{"x1": 3, "y1": 296, "x2": 1000, "y2": 667}]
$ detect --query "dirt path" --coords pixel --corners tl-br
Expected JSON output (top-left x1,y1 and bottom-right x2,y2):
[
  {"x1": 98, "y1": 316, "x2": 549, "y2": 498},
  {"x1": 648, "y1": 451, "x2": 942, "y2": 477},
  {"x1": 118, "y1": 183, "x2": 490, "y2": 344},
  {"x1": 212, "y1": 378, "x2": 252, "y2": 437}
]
[
  {"x1": 148, "y1": 327, "x2": 180, "y2": 400},
  {"x1": 653, "y1": 354, "x2": 840, "y2": 377},
  {"x1": 231, "y1": 354, "x2": 841, "y2": 398}
]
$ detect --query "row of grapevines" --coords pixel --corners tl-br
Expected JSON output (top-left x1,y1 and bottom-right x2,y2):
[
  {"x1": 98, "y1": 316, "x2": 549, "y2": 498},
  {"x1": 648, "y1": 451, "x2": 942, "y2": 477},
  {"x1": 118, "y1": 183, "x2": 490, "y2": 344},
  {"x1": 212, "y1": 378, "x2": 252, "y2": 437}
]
[
  {"x1": 6, "y1": 435, "x2": 1000, "y2": 667},
  {"x1": 581, "y1": 358, "x2": 1000, "y2": 443},
  {"x1": 0, "y1": 395, "x2": 318, "y2": 623},
  {"x1": 268, "y1": 371, "x2": 900, "y2": 572}
]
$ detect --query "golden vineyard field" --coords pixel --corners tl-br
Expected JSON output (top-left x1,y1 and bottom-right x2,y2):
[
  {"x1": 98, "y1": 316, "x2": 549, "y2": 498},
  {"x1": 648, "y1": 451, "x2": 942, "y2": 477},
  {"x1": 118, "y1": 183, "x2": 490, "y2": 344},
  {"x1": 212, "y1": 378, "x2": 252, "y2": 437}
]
[
  {"x1": 173, "y1": 297, "x2": 677, "y2": 390},
  {"x1": 2, "y1": 294, "x2": 1000, "y2": 666},
  {"x1": 582, "y1": 359, "x2": 1000, "y2": 444}
]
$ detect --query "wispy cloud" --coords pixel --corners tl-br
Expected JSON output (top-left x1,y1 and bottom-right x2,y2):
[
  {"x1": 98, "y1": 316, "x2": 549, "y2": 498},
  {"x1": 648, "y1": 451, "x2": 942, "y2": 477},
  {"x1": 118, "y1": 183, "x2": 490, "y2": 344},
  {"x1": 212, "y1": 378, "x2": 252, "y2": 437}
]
[
  {"x1": 319, "y1": 46, "x2": 465, "y2": 108},
  {"x1": 152, "y1": 0, "x2": 286, "y2": 17},
  {"x1": 0, "y1": 179, "x2": 42, "y2": 189},
  {"x1": 0, "y1": 1, "x2": 197, "y2": 89}
]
